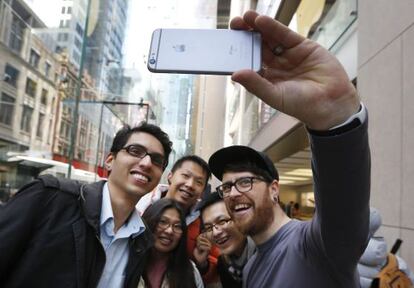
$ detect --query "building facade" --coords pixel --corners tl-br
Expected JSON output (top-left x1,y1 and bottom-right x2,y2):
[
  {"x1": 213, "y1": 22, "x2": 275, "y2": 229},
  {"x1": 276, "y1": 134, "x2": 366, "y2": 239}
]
[
  {"x1": 0, "y1": 0, "x2": 60, "y2": 195},
  {"x1": 84, "y1": 0, "x2": 128, "y2": 96},
  {"x1": 25, "y1": 0, "x2": 89, "y2": 70}
]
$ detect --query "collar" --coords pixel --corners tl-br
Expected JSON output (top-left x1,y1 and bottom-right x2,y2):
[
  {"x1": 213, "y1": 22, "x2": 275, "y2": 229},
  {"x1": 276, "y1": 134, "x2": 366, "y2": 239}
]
[
  {"x1": 100, "y1": 182, "x2": 145, "y2": 238},
  {"x1": 80, "y1": 180, "x2": 106, "y2": 233}
]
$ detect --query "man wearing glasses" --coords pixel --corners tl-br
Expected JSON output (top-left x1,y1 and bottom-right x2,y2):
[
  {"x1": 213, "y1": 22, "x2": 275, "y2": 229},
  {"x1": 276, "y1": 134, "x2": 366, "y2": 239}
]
[
  {"x1": 0, "y1": 123, "x2": 173, "y2": 288},
  {"x1": 136, "y1": 155, "x2": 221, "y2": 285},
  {"x1": 199, "y1": 192, "x2": 256, "y2": 288},
  {"x1": 208, "y1": 10, "x2": 370, "y2": 288}
]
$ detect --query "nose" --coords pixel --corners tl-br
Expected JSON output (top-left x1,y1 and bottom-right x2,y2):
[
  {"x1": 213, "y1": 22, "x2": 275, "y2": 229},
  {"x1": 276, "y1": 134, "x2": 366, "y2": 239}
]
[
  {"x1": 138, "y1": 154, "x2": 152, "y2": 168},
  {"x1": 212, "y1": 225, "x2": 224, "y2": 237},
  {"x1": 164, "y1": 225, "x2": 174, "y2": 234},
  {"x1": 185, "y1": 177, "x2": 195, "y2": 189},
  {"x1": 228, "y1": 185, "x2": 241, "y2": 198}
]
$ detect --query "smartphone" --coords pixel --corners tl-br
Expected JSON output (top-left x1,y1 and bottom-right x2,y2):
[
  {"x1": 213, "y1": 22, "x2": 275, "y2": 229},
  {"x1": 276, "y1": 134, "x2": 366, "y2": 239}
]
[{"x1": 147, "y1": 28, "x2": 262, "y2": 75}]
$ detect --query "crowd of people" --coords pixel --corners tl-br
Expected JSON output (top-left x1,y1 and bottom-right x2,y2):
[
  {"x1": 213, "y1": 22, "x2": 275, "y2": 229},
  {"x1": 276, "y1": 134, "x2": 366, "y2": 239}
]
[{"x1": 0, "y1": 9, "x2": 407, "y2": 288}]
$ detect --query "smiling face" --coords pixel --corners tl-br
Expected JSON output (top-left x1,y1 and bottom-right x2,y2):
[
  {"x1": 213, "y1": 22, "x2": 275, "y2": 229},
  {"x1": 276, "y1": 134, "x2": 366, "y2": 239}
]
[
  {"x1": 222, "y1": 171, "x2": 277, "y2": 237},
  {"x1": 166, "y1": 160, "x2": 207, "y2": 212},
  {"x1": 202, "y1": 201, "x2": 246, "y2": 256},
  {"x1": 153, "y1": 208, "x2": 183, "y2": 253},
  {"x1": 105, "y1": 132, "x2": 164, "y2": 203}
]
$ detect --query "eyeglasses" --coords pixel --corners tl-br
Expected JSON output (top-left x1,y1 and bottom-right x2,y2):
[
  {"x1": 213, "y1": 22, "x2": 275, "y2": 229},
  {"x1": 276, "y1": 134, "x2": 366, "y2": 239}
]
[
  {"x1": 121, "y1": 144, "x2": 166, "y2": 168},
  {"x1": 157, "y1": 218, "x2": 183, "y2": 234},
  {"x1": 216, "y1": 176, "x2": 267, "y2": 198},
  {"x1": 202, "y1": 218, "x2": 232, "y2": 234}
]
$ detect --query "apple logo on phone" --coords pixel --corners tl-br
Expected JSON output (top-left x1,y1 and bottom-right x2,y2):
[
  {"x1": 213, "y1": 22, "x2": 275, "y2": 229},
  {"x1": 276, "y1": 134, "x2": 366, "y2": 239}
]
[{"x1": 173, "y1": 44, "x2": 186, "y2": 52}]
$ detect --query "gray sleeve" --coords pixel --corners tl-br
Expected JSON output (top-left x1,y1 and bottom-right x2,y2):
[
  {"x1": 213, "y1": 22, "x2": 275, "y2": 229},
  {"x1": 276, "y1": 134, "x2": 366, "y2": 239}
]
[{"x1": 308, "y1": 117, "x2": 371, "y2": 268}]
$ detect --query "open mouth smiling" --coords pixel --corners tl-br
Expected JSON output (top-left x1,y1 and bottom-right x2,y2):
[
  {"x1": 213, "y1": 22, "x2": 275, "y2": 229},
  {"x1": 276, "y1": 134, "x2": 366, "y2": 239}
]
[
  {"x1": 179, "y1": 188, "x2": 194, "y2": 199},
  {"x1": 130, "y1": 170, "x2": 151, "y2": 183}
]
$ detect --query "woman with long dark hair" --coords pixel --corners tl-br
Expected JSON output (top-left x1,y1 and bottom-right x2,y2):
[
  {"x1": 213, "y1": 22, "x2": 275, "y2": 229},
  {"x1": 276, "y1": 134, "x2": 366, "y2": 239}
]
[{"x1": 139, "y1": 198, "x2": 204, "y2": 288}]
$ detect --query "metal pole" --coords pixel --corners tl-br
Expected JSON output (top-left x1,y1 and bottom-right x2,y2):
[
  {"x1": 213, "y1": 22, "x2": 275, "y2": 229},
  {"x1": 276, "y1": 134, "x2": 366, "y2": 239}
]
[
  {"x1": 67, "y1": 0, "x2": 92, "y2": 178},
  {"x1": 94, "y1": 102, "x2": 104, "y2": 181}
]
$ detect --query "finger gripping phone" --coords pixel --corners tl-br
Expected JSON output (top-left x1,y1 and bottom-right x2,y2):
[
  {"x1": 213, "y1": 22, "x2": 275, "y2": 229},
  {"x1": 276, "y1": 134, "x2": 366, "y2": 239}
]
[{"x1": 147, "y1": 28, "x2": 262, "y2": 75}]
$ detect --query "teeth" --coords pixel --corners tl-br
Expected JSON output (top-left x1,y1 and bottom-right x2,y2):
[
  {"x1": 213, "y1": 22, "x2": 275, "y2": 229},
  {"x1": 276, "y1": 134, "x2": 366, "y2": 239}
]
[
  {"x1": 234, "y1": 203, "x2": 250, "y2": 211},
  {"x1": 131, "y1": 172, "x2": 149, "y2": 183},
  {"x1": 180, "y1": 190, "x2": 192, "y2": 198},
  {"x1": 159, "y1": 237, "x2": 172, "y2": 245},
  {"x1": 216, "y1": 236, "x2": 229, "y2": 245}
]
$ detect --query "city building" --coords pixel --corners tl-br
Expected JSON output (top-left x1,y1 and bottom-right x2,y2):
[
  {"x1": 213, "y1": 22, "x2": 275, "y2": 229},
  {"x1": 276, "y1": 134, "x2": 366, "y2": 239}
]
[
  {"x1": 25, "y1": 0, "x2": 89, "y2": 70},
  {"x1": 84, "y1": 0, "x2": 128, "y2": 96},
  {"x1": 0, "y1": 0, "x2": 60, "y2": 195}
]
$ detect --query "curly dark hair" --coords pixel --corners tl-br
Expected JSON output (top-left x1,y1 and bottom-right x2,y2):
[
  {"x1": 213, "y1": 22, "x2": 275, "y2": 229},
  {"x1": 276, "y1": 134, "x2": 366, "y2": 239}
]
[{"x1": 142, "y1": 198, "x2": 197, "y2": 288}]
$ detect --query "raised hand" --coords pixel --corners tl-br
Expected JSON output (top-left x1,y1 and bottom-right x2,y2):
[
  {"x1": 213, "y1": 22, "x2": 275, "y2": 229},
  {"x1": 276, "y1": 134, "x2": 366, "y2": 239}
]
[
  {"x1": 193, "y1": 233, "x2": 212, "y2": 269},
  {"x1": 231, "y1": 10, "x2": 360, "y2": 131}
]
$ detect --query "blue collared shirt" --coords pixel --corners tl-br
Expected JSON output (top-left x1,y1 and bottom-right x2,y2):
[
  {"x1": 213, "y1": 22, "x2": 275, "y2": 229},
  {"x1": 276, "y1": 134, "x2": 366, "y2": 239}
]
[{"x1": 97, "y1": 183, "x2": 146, "y2": 288}]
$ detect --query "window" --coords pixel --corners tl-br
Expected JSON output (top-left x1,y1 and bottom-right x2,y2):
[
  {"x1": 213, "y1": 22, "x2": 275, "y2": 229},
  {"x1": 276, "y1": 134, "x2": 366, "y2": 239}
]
[
  {"x1": 0, "y1": 93, "x2": 15, "y2": 126},
  {"x1": 58, "y1": 33, "x2": 69, "y2": 42},
  {"x1": 59, "y1": 20, "x2": 64, "y2": 28},
  {"x1": 67, "y1": 6, "x2": 72, "y2": 14},
  {"x1": 36, "y1": 113, "x2": 45, "y2": 138},
  {"x1": 29, "y1": 49, "x2": 40, "y2": 68},
  {"x1": 45, "y1": 62, "x2": 51, "y2": 78},
  {"x1": 41, "y1": 89, "x2": 48, "y2": 105},
  {"x1": 9, "y1": 15, "x2": 24, "y2": 53},
  {"x1": 79, "y1": 119, "x2": 88, "y2": 146},
  {"x1": 74, "y1": 37, "x2": 82, "y2": 50},
  {"x1": 72, "y1": 50, "x2": 80, "y2": 64},
  {"x1": 61, "y1": 6, "x2": 66, "y2": 13},
  {"x1": 60, "y1": 119, "x2": 71, "y2": 139},
  {"x1": 51, "y1": 97, "x2": 56, "y2": 112},
  {"x1": 47, "y1": 119, "x2": 53, "y2": 144},
  {"x1": 25, "y1": 78, "x2": 37, "y2": 97},
  {"x1": 20, "y1": 105, "x2": 33, "y2": 133},
  {"x1": 76, "y1": 23, "x2": 84, "y2": 36},
  {"x1": 4, "y1": 64, "x2": 19, "y2": 87}
]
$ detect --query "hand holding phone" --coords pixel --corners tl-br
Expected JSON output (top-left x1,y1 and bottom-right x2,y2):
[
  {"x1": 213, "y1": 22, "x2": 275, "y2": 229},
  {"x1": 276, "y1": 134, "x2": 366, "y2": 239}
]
[{"x1": 147, "y1": 28, "x2": 262, "y2": 75}]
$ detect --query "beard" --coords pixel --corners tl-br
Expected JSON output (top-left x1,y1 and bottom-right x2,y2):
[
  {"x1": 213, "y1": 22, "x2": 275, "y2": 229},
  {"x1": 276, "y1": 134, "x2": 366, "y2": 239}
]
[{"x1": 233, "y1": 198, "x2": 275, "y2": 236}]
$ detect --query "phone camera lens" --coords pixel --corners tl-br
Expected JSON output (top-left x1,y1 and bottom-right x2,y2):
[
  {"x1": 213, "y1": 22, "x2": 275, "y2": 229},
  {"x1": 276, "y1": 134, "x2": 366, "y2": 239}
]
[{"x1": 149, "y1": 58, "x2": 156, "y2": 64}]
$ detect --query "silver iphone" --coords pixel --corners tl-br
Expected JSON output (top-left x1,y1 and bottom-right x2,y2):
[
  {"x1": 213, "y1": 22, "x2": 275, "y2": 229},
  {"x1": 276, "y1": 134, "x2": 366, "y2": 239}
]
[{"x1": 147, "y1": 28, "x2": 262, "y2": 75}]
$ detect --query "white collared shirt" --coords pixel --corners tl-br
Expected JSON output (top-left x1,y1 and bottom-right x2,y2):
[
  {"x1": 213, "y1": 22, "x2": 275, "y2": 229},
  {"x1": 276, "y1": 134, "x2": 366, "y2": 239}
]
[{"x1": 97, "y1": 183, "x2": 145, "y2": 288}]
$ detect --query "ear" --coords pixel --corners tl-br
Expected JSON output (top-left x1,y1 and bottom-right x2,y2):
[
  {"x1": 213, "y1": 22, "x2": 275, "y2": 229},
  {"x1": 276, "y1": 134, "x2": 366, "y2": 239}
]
[
  {"x1": 167, "y1": 171, "x2": 173, "y2": 185},
  {"x1": 269, "y1": 180, "x2": 280, "y2": 203},
  {"x1": 104, "y1": 153, "x2": 114, "y2": 171}
]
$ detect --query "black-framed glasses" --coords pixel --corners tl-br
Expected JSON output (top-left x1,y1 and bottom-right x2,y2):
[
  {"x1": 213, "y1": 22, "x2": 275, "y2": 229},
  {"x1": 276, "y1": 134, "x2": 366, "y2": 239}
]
[
  {"x1": 157, "y1": 218, "x2": 183, "y2": 234},
  {"x1": 202, "y1": 218, "x2": 232, "y2": 234},
  {"x1": 216, "y1": 176, "x2": 267, "y2": 198},
  {"x1": 121, "y1": 144, "x2": 166, "y2": 168}
]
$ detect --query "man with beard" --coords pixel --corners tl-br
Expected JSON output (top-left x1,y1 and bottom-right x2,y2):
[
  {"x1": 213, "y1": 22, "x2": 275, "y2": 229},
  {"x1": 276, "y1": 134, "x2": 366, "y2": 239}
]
[
  {"x1": 208, "y1": 10, "x2": 370, "y2": 288},
  {"x1": 199, "y1": 192, "x2": 256, "y2": 288},
  {"x1": 136, "y1": 155, "x2": 221, "y2": 284}
]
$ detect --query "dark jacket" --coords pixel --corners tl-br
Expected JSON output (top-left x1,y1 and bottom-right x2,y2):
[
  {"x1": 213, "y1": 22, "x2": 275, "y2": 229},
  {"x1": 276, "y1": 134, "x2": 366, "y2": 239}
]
[
  {"x1": 217, "y1": 256, "x2": 242, "y2": 288},
  {"x1": 0, "y1": 175, "x2": 152, "y2": 288}
]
